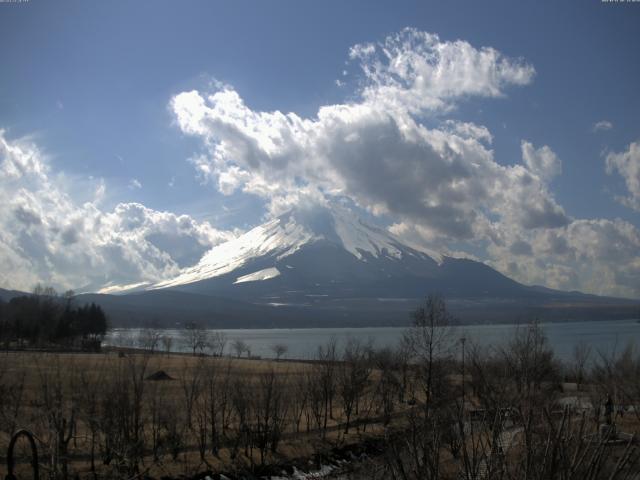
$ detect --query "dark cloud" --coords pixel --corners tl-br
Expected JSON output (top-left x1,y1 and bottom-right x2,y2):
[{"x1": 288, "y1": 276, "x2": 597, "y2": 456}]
[
  {"x1": 13, "y1": 205, "x2": 42, "y2": 226},
  {"x1": 509, "y1": 239, "x2": 533, "y2": 256},
  {"x1": 61, "y1": 226, "x2": 79, "y2": 245}
]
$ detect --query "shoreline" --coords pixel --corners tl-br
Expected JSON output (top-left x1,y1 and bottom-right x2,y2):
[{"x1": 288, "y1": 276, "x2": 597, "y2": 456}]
[{"x1": 107, "y1": 316, "x2": 640, "y2": 331}]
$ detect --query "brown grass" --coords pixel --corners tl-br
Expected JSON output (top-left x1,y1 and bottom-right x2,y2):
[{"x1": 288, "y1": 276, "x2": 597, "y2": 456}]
[{"x1": 0, "y1": 350, "x2": 398, "y2": 479}]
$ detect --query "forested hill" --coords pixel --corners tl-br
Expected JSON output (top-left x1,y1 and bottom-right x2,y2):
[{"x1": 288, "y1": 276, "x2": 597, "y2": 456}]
[{"x1": 0, "y1": 289, "x2": 108, "y2": 349}]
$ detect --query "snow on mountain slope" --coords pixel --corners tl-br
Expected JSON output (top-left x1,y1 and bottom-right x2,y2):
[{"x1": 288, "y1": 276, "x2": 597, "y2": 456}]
[
  {"x1": 151, "y1": 205, "x2": 441, "y2": 290},
  {"x1": 234, "y1": 267, "x2": 281, "y2": 284},
  {"x1": 332, "y1": 208, "x2": 402, "y2": 260},
  {"x1": 152, "y1": 215, "x2": 316, "y2": 289}
]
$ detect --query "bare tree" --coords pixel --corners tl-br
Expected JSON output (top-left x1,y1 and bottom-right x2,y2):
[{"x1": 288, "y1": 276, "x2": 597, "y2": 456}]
[
  {"x1": 372, "y1": 347, "x2": 401, "y2": 427},
  {"x1": 289, "y1": 371, "x2": 309, "y2": 434},
  {"x1": 592, "y1": 342, "x2": 640, "y2": 423},
  {"x1": 161, "y1": 335, "x2": 173, "y2": 356},
  {"x1": 147, "y1": 379, "x2": 167, "y2": 462},
  {"x1": 232, "y1": 339, "x2": 249, "y2": 358},
  {"x1": 208, "y1": 331, "x2": 227, "y2": 357},
  {"x1": 382, "y1": 323, "x2": 640, "y2": 480},
  {"x1": 405, "y1": 294, "x2": 454, "y2": 414},
  {"x1": 180, "y1": 357, "x2": 205, "y2": 430},
  {"x1": 499, "y1": 321, "x2": 559, "y2": 404},
  {"x1": 315, "y1": 337, "x2": 338, "y2": 438},
  {"x1": 305, "y1": 368, "x2": 324, "y2": 433},
  {"x1": 230, "y1": 377, "x2": 251, "y2": 460},
  {"x1": 0, "y1": 354, "x2": 25, "y2": 437},
  {"x1": 33, "y1": 356, "x2": 79, "y2": 480},
  {"x1": 251, "y1": 368, "x2": 289, "y2": 465},
  {"x1": 138, "y1": 327, "x2": 162, "y2": 353},
  {"x1": 338, "y1": 337, "x2": 372, "y2": 433},
  {"x1": 193, "y1": 379, "x2": 210, "y2": 465},
  {"x1": 78, "y1": 360, "x2": 106, "y2": 478},
  {"x1": 468, "y1": 343, "x2": 517, "y2": 413},
  {"x1": 200, "y1": 357, "x2": 231, "y2": 456},
  {"x1": 270, "y1": 343, "x2": 288, "y2": 361},
  {"x1": 99, "y1": 353, "x2": 151, "y2": 474},
  {"x1": 382, "y1": 295, "x2": 455, "y2": 480},
  {"x1": 571, "y1": 340, "x2": 592, "y2": 390},
  {"x1": 182, "y1": 322, "x2": 209, "y2": 355}
]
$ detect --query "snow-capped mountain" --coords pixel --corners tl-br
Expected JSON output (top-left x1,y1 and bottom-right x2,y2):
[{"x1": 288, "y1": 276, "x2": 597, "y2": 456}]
[
  {"x1": 148, "y1": 204, "x2": 540, "y2": 305},
  {"x1": 84, "y1": 205, "x2": 638, "y2": 328},
  {"x1": 83, "y1": 207, "x2": 637, "y2": 328},
  {"x1": 153, "y1": 205, "x2": 441, "y2": 291}
]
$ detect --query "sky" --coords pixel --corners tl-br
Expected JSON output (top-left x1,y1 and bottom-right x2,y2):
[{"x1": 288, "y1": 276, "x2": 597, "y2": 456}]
[{"x1": 0, "y1": 0, "x2": 639, "y2": 298}]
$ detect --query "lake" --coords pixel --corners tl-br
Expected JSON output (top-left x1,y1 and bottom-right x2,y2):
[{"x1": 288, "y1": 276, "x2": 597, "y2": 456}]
[{"x1": 104, "y1": 318, "x2": 640, "y2": 362}]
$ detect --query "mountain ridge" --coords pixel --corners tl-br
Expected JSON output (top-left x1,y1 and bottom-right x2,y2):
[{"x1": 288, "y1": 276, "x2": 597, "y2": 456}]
[{"x1": 3, "y1": 206, "x2": 638, "y2": 327}]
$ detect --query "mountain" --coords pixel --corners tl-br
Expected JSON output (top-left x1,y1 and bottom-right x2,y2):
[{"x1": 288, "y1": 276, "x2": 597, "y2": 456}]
[
  {"x1": 0, "y1": 288, "x2": 26, "y2": 302},
  {"x1": 2, "y1": 206, "x2": 638, "y2": 327},
  {"x1": 150, "y1": 206, "x2": 527, "y2": 300},
  {"x1": 91, "y1": 205, "x2": 634, "y2": 327}
]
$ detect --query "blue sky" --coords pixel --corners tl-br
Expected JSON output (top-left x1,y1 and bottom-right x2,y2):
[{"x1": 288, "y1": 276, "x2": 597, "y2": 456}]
[{"x1": 1, "y1": 0, "x2": 639, "y2": 297}]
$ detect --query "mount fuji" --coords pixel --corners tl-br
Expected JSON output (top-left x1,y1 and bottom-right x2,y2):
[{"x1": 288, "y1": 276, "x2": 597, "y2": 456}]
[
  {"x1": 148, "y1": 205, "x2": 529, "y2": 301},
  {"x1": 73, "y1": 205, "x2": 639, "y2": 328}
]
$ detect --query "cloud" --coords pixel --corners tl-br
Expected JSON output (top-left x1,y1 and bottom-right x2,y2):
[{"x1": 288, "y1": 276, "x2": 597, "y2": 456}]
[
  {"x1": 444, "y1": 120, "x2": 493, "y2": 144},
  {"x1": 487, "y1": 218, "x2": 640, "y2": 298},
  {"x1": 0, "y1": 131, "x2": 234, "y2": 292},
  {"x1": 170, "y1": 28, "x2": 640, "y2": 298},
  {"x1": 348, "y1": 28, "x2": 535, "y2": 114},
  {"x1": 521, "y1": 141, "x2": 561, "y2": 182},
  {"x1": 509, "y1": 239, "x2": 533, "y2": 256},
  {"x1": 128, "y1": 178, "x2": 142, "y2": 189},
  {"x1": 606, "y1": 141, "x2": 640, "y2": 211},
  {"x1": 593, "y1": 120, "x2": 613, "y2": 132},
  {"x1": 171, "y1": 31, "x2": 563, "y2": 240}
]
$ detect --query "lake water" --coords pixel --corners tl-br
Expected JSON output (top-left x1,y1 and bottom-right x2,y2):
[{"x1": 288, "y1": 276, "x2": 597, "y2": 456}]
[{"x1": 105, "y1": 318, "x2": 640, "y2": 362}]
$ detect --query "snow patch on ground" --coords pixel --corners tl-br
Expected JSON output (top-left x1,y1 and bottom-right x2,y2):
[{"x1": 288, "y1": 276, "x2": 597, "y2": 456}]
[{"x1": 269, "y1": 464, "x2": 336, "y2": 479}]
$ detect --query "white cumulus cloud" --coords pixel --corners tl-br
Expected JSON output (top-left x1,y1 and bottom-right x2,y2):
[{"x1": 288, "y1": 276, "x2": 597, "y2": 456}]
[
  {"x1": 606, "y1": 141, "x2": 640, "y2": 211},
  {"x1": 170, "y1": 30, "x2": 565, "y2": 240},
  {"x1": 349, "y1": 28, "x2": 535, "y2": 114},
  {"x1": 0, "y1": 131, "x2": 234, "y2": 292},
  {"x1": 521, "y1": 141, "x2": 561, "y2": 182}
]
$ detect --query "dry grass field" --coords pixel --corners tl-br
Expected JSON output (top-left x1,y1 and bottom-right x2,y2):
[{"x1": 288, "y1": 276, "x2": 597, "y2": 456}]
[
  {"x1": 0, "y1": 348, "x2": 403, "y2": 479},
  {"x1": 3, "y1": 319, "x2": 640, "y2": 479}
]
